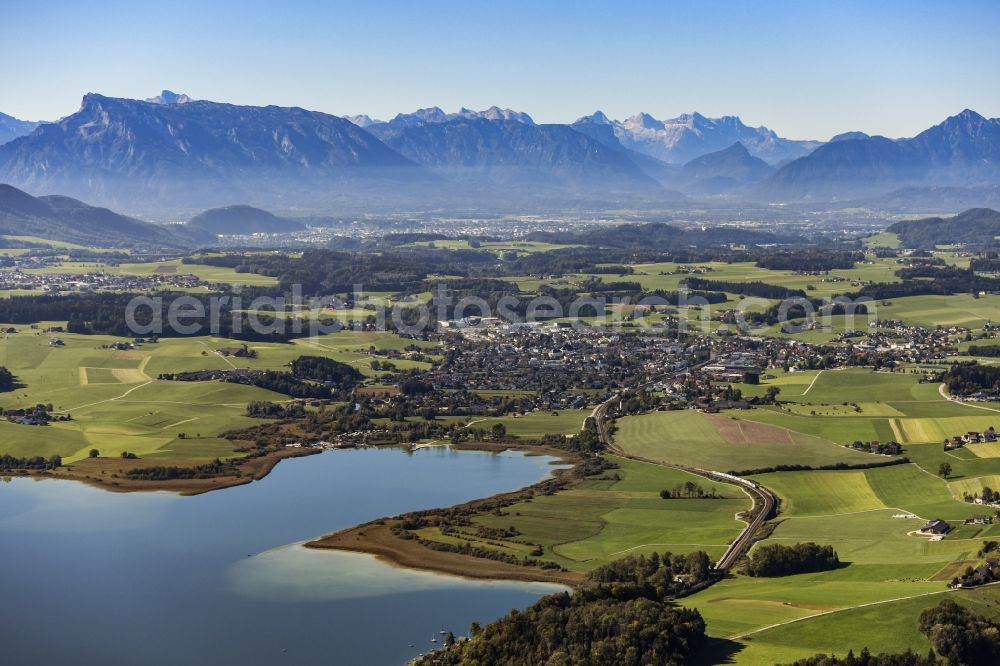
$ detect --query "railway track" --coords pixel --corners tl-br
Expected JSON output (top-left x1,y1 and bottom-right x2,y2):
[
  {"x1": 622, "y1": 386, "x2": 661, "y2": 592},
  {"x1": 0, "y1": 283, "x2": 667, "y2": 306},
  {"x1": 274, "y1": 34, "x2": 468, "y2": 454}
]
[{"x1": 592, "y1": 384, "x2": 776, "y2": 573}]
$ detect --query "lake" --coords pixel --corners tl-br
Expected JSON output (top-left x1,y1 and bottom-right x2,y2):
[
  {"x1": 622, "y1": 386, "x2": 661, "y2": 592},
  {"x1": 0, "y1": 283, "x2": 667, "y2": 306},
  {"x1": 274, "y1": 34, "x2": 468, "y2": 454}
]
[{"x1": 0, "y1": 446, "x2": 567, "y2": 665}]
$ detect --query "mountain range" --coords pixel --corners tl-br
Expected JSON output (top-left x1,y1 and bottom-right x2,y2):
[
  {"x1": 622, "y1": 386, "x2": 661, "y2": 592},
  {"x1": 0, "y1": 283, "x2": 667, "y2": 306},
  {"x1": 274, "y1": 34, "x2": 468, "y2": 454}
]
[
  {"x1": 571, "y1": 111, "x2": 821, "y2": 165},
  {"x1": 0, "y1": 93, "x2": 420, "y2": 213},
  {"x1": 0, "y1": 111, "x2": 39, "y2": 146},
  {"x1": 367, "y1": 116, "x2": 658, "y2": 189},
  {"x1": 1, "y1": 92, "x2": 999, "y2": 212},
  {"x1": 765, "y1": 110, "x2": 1000, "y2": 200}
]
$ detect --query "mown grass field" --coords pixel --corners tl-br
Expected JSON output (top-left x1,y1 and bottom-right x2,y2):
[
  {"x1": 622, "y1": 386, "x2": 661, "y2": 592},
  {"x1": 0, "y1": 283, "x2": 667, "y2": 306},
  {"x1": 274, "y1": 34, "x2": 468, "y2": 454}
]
[
  {"x1": 613, "y1": 409, "x2": 873, "y2": 471},
  {"x1": 695, "y1": 586, "x2": 1000, "y2": 666},
  {"x1": 416, "y1": 456, "x2": 749, "y2": 572},
  {"x1": 0, "y1": 327, "x2": 433, "y2": 462},
  {"x1": 881, "y1": 293, "x2": 1000, "y2": 329}
]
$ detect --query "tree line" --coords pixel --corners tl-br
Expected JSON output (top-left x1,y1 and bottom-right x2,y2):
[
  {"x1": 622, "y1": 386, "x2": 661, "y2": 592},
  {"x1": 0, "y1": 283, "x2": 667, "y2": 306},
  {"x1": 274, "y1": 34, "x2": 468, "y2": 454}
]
[
  {"x1": 414, "y1": 551, "x2": 714, "y2": 666},
  {"x1": 846, "y1": 265, "x2": 1000, "y2": 301},
  {"x1": 0, "y1": 453, "x2": 62, "y2": 471},
  {"x1": 684, "y1": 277, "x2": 807, "y2": 300},
  {"x1": 0, "y1": 292, "x2": 299, "y2": 342},
  {"x1": 124, "y1": 459, "x2": 235, "y2": 480},
  {"x1": 0, "y1": 366, "x2": 15, "y2": 392},
  {"x1": 967, "y1": 345, "x2": 1000, "y2": 357},
  {"x1": 289, "y1": 355, "x2": 363, "y2": 388},
  {"x1": 745, "y1": 542, "x2": 841, "y2": 577},
  {"x1": 660, "y1": 481, "x2": 722, "y2": 499},
  {"x1": 943, "y1": 362, "x2": 1000, "y2": 397}
]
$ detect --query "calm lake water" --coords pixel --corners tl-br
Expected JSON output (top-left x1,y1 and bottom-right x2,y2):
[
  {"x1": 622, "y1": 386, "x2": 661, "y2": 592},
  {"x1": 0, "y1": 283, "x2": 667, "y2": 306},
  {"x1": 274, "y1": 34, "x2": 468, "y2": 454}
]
[{"x1": 0, "y1": 447, "x2": 567, "y2": 665}]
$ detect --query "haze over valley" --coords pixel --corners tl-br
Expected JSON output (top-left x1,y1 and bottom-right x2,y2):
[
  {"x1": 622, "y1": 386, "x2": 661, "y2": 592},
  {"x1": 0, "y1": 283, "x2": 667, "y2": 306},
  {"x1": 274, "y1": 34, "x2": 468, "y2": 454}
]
[{"x1": 2, "y1": 92, "x2": 999, "y2": 218}]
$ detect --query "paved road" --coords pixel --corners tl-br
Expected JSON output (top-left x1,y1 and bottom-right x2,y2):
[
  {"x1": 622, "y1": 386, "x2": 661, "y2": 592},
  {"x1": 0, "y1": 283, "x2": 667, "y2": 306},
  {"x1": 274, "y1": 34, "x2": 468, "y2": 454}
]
[{"x1": 592, "y1": 377, "x2": 776, "y2": 573}]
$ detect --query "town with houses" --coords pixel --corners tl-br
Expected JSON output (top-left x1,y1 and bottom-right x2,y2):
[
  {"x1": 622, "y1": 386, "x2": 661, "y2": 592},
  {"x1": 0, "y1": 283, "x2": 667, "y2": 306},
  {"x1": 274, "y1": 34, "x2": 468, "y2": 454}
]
[{"x1": 0, "y1": 268, "x2": 209, "y2": 293}]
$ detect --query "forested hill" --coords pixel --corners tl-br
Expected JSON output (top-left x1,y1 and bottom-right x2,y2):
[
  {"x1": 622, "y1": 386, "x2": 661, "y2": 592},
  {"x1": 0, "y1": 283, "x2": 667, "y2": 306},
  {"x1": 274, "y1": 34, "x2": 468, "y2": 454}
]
[
  {"x1": 187, "y1": 205, "x2": 306, "y2": 235},
  {"x1": 525, "y1": 221, "x2": 794, "y2": 249},
  {"x1": 886, "y1": 208, "x2": 1000, "y2": 248},
  {"x1": 0, "y1": 184, "x2": 211, "y2": 248}
]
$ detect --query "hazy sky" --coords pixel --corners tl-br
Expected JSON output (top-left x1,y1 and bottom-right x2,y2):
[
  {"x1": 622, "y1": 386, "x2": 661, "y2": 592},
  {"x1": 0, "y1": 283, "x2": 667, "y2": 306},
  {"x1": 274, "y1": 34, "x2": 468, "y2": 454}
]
[{"x1": 1, "y1": 0, "x2": 998, "y2": 140}]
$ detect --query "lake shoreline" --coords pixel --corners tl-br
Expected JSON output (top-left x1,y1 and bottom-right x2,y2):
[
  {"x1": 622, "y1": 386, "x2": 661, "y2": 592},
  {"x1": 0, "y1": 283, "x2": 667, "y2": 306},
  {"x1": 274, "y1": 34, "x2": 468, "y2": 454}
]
[
  {"x1": 6, "y1": 438, "x2": 589, "y2": 586},
  {"x1": 3, "y1": 445, "x2": 320, "y2": 495},
  {"x1": 306, "y1": 442, "x2": 588, "y2": 588},
  {"x1": 1, "y1": 442, "x2": 564, "y2": 665},
  {"x1": 306, "y1": 520, "x2": 584, "y2": 586}
]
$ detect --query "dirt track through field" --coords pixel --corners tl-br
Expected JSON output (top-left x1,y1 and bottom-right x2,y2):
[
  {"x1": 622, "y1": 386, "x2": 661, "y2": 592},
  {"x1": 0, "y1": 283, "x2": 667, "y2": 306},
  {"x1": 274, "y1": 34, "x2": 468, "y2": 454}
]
[{"x1": 801, "y1": 369, "x2": 824, "y2": 395}]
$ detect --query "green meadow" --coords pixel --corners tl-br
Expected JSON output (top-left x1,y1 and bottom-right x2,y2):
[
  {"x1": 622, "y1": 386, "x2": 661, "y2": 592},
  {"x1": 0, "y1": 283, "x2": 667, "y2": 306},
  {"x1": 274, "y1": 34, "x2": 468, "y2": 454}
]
[
  {"x1": 417, "y1": 456, "x2": 750, "y2": 572},
  {"x1": 613, "y1": 409, "x2": 874, "y2": 471},
  {"x1": 0, "y1": 327, "x2": 435, "y2": 463},
  {"x1": 686, "y1": 462, "x2": 1000, "y2": 664},
  {"x1": 614, "y1": 367, "x2": 1000, "y2": 663},
  {"x1": 695, "y1": 586, "x2": 1000, "y2": 665}
]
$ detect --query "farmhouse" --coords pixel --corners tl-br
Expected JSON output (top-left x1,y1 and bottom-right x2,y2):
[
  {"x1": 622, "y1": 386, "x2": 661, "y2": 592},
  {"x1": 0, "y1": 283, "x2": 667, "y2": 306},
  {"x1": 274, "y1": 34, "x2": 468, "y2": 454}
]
[
  {"x1": 920, "y1": 519, "x2": 951, "y2": 535},
  {"x1": 217, "y1": 345, "x2": 257, "y2": 358}
]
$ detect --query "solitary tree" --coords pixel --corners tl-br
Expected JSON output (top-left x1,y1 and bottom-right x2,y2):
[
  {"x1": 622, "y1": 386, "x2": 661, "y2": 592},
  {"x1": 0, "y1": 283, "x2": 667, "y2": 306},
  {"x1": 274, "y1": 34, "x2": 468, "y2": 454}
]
[
  {"x1": 88, "y1": 448, "x2": 99, "y2": 458},
  {"x1": 938, "y1": 462, "x2": 953, "y2": 479}
]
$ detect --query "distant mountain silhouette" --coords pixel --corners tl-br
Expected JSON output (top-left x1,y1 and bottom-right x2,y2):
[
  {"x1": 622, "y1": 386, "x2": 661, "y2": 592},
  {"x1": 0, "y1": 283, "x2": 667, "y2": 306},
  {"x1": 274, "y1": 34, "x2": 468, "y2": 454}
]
[
  {"x1": 369, "y1": 116, "x2": 660, "y2": 190},
  {"x1": 145, "y1": 90, "x2": 193, "y2": 105},
  {"x1": 0, "y1": 93, "x2": 420, "y2": 212},
  {"x1": 870, "y1": 185, "x2": 1000, "y2": 213},
  {"x1": 2, "y1": 94, "x2": 999, "y2": 212},
  {"x1": 675, "y1": 142, "x2": 773, "y2": 194},
  {"x1": 0, "y1": 184, "x2": 208, "y2": 247},
  {"x1": 764, "y1": 110, "x2": 1000, "y2": 200},
  {"x1": 573, "y1": 111, "x2": 821, "y2": 165},
  {"x1": 569, "y1": 113, "x2": 679, "y2": 184},
  {"x1": 0, "y1": 111, "x2": 39, "y2": 146},
  {"x1": 367, "y1": 106, "x2": 536, "y2": 133},
  {"x1": 187, "y1": 205, "x2": 306, "y2": 234}
]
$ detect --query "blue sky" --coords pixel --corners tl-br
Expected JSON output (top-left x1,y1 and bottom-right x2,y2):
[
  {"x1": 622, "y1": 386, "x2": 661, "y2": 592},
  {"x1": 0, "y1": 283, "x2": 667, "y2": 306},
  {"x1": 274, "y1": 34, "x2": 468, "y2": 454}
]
[{"x1": 1, "y1": 0, "x2": 998, "y2": 140}]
